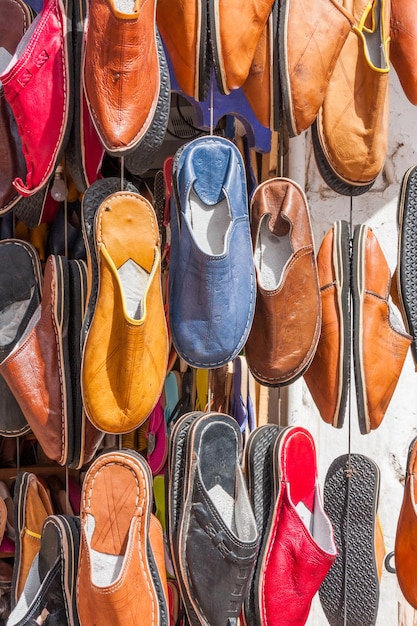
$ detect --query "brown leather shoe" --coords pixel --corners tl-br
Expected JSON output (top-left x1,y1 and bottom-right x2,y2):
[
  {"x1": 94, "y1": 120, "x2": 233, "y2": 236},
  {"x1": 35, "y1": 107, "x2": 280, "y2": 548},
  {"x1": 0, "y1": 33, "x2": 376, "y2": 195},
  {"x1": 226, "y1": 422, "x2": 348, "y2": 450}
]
[
  {"x1": 11, "y1": 472, "x2": 54, "y2": 608},
  {"x1": 279, "y1": 0, "x2": 353, "y2": 136},
  {"x1": 81, "y1": 191, "x2": 169, "y2": 433},
  {"x1": 304, "y1": 220, "x2": 351, "y2": 428},
  {"x1": 156, "y1": 0, "x2": 209, "y2": 101},
  {"x1": 395, "y1": 436, "x2": 417, "y2": 609},
  {"x1": 210, "y1": 0, "x2": 275, "y2": 94},
  {"x1": 0, "y1": 0, "x2": 34, "y2": 214},
  {"x1": 312, "y1": 0, "x2": 390, "y2": 195},
  {"x1": 83, "y1": 0, "x2": 161, "y2": 154},
  {"x1": 76, "y1": 450, "x2": 169, "y2": 626},
  {"x1": 351, "y1": 224, "x2": 411, "y2": 433},
  {"x1": 245, "y1": 177, "x2": 321, "y2": 386},
  {"x1": 390, "y1": 0, "x2": 417, "y2": 105}
]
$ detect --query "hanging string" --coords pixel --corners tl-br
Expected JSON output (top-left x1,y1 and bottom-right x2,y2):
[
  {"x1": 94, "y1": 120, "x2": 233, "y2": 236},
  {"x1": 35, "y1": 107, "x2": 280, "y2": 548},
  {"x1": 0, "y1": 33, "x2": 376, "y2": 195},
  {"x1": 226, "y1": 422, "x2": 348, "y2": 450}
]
[
  {"x1": 120, "y1": 156, "x2": 125, "y2": 191},
  {"x1": 118, "y1": 434, "x2": 123, "y2": 450},
  {"x1": 207, "y1": 369, "x2": 212, "y2": 412},
  {"x1": 277, "y1": 386, "x2": 281, "y2": 427},
  {"x1": 343, "y1": 194, "x2": 354, "y2": 626},
  {"x1": 63, "y1": 164, "x2": 68, "y2": 259},
  {"x1": 65, "y1": 465, "x2": 70, "y2": 516},
  {"x1": 15, "y1": 436, "x2": 20, "y2": 473}
]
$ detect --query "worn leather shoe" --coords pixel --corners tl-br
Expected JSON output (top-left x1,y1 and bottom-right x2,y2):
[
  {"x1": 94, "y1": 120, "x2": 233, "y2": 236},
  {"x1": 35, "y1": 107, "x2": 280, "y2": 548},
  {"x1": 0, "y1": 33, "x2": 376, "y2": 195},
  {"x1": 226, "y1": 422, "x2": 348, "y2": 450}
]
[
  {"x1": 351, "y1": 224, "x2": 411, "y2": 433},
  {"x1": 245, "y1": 177, "x2": 321, "y2": 386},
  {"x1": 395, "y1": 436, "x2": 417, "y2": 609},
  {"x1": 169, "y1": 136, "x2": 256, "y2": 368},
  {"x1": 76, "y1": 449, "x2": 169, "y2": 626},
  {"x1": 312, "y1": 0, "x2": 390, "y2": 195},
  {"x1": 81, "y1": 190, "x2": 169, "y2": 433},
  {"x1": 390, "y1": 0, "x2": 417, "y2": 105},
  {"x1": 304, "y1": 220, "x2": 351, "y2": 428},
  {"x1": 279, "y1": 0, "x2": 353, "y2": 136}
]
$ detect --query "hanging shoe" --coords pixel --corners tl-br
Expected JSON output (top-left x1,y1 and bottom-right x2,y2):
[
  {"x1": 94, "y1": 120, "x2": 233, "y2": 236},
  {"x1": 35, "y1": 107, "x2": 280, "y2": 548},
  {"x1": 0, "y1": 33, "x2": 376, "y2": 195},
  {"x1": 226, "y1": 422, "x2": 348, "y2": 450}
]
[
  {"x1": 304, "y1": 220, "x2": 351, "y2": 428},
  {"x1": 351, "y1": 224, "x2": 411, "y2": 433},
  {"x1": 390, "y1": 0, "x2": 417, "y2": 105},
  {"x1": 76, "y1": 449, "x2": 169, "y2": 626},
  {"x1": 245, "y1": 177, "x2": 321, "y2": 386},
  {"x1": 312, "y1": 0, "x2": 390, "y2": 195},
  {"x1": 255, "y1": 426, "x2": 337, "y2": 625},
  {"x1": 319, "y1": 453, "x2": 384, "y2": 626}
]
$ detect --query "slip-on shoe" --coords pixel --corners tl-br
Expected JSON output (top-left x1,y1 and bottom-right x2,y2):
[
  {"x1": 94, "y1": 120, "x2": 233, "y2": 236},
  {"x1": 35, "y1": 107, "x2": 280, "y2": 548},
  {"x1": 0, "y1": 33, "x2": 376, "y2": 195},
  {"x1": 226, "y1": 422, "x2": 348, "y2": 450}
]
[
  {"x1": 0, "y1": 239, "x2": 41, "y2": 437},
  {"x1": 312, "y1": 0, "x2": 390, "y2": 195},
  {"x1": 1, "y1": 0, "x2": 73, "y2": 196},
  {"x1": 256, "y1": 426, "x2": 337, "y2": 625},
  {"x1": 11, "y1": 472, "x2": 54, "y2": 609},
  {"x1": 394, "y1": 436, "x2": 417, "y2": 609},
  {"x1": 393, "y1": 165, "x2": 417, "y2": 368},
  {"x1": 81, "y1": 190, "x2": 169, "y2": 433},
  {"x1": 168, "y1": 412, "x2": 259, "y2": 626},
  {"x1": 351, "y1": 224, "x2": 411, "y2": 433},
  {"x1": 83, "y1": 0, "x2": 165, "y2": 156},
  {"x1": 7, "y1": 514, "x2": 80, "y2": 625},
  {"x1": 209, "y1": 0, "x2": 275, "y2": 95},
  {"x1": 76, "y1": 449, "x2": 169, "y2": 626},
  {"x1": 0, "y1": 0, "x2": 34, "y2": 213},
  {"x1": 304, "y1": 220, "x2": 351, "y2": 428},
  {"x1": 390, "y1": 0, "x2": 417, "y2": 105},
  {"x1": 245, "y1": 177, "x2": 321, "y2": 386},
  {"x1": 169, "y1": 136, "x2": 256, "y2": 368},
  {"x1": 156, "y1": 0, "x2": 209, "y2": 101},
  {"x1": 279, "y1": 0, "x2": 353, "y2": 137},
  {"x1": 319, "y1": 453, "x2": 382, "y2": 626}
]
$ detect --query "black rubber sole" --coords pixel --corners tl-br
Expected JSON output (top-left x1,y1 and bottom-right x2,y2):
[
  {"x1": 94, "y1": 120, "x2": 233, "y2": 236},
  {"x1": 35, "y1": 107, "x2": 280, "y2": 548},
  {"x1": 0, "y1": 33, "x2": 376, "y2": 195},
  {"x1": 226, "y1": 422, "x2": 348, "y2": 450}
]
[
  {"x1": 397, "y1": 165, "x2": 417, "y2": 366},
  {"x1": 319, "y1": 453, "x2": 381, "y2": 626}
]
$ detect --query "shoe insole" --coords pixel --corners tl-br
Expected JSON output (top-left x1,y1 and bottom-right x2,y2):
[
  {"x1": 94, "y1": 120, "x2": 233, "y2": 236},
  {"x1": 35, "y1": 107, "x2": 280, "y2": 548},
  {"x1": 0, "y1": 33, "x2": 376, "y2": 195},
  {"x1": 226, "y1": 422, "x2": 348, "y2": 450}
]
[
  {"x1": 255, "y1": 214, "x2": 293, "y2": 291},
  {"x1": 118, "y1": 259, "x2": 149, "y2": 320},
  {"x1": 186, "y1": 188, "x2": 231, "y2": 255},
  {"x1": 278, "y1": 429, "x2": 316, "y2": 518},
  {"x1": 199, "y1": 420, "x2": 237, "y2": 532},
  {"x1": 363, "y1": 0, "x2": 388, "y2": 70},
  {"x1": 0, "y1": 290, "x2": 34, "y2": 346}
]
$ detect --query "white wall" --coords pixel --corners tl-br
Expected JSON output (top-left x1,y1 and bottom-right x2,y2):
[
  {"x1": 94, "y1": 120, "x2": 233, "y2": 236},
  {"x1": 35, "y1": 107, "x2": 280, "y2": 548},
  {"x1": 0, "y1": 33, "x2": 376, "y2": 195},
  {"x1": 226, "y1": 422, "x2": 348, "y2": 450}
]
[{"x1": 286, "y1": 70, "x2": 417, "y2": 625}]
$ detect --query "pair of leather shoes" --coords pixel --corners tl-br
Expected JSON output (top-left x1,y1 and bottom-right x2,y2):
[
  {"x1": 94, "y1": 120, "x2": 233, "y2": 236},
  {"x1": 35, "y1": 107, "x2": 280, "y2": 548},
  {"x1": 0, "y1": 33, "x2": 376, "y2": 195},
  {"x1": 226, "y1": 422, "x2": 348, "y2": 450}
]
[
  {"x1": 0, "y1": 246, "x2": 103, "y2": 467},
  {"x1": 304, "y1": 220, "x2": 411, "y2": 433},
  {"x1": 76, "y1": 449, "x2": 169, "y2": 626},
  {"x1": 80, "y1": 178, "x2": 169, "y2": 434},
  {"x1": 243, "y1": 424, "x2": 337, "y2": 625},
  {"x1": 167, "y1": 411, "x2": 259, "y2": 626}
]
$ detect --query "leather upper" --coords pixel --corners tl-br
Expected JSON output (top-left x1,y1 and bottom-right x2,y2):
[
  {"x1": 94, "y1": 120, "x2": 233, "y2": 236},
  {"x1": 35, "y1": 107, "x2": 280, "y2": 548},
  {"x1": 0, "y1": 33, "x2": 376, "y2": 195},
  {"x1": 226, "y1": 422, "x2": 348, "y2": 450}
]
[
  {"x1": 1, "y1": 0, "x2": 72, "y2": 196},
  {"x1": 390, "y1": 0, "x2": 417, "y2": 105},
  {"x1": 282, "y1": 0, "x2": 354, "y2": 136},
  {"x1": 83, "y1": 0, "x2": 160, "y2": 153},
  {"x1": 315, "y1": 0, "x2": 390, "y2": 186},
  {"x1": 169, "y1": 136, "x2": 256, "y2": 368},
  {"x1": 81, "y1": 191, "x2": 169, "y2": 434},
  {"x1": 245, "y1": 178, "x2": 321, "y2": 386},
  {"x1": 395, "y1": 437, "x2": 417, "y2": 609}
]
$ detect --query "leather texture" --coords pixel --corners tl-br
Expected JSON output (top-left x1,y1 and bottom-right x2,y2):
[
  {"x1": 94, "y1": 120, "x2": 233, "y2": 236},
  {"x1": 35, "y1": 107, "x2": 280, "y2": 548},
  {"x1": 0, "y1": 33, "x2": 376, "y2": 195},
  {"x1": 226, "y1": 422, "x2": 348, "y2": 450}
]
[
  {"x1": 0, "y1": 239, "x2": 42, "y2": 437},
  {"x1": 352, "y1": 224, "x2": 411, "y2": 433},
  {"x1": 8, "y1": 514, "x2": 81, "y2": 626},
  {"x1": 245, "y1": 177, "x2": 321, "y2": 386},
  {"x1": 312, "y1": 0, "x2": 390, "y2": 193},
  {"x1": 0, "y1": 0, "x2": 32, "y2": 213},
  {"x1": 156, "y1": 0, "x2": 205, "y2": 100},
  {"x1": 169, "y1": 136, "x2": 256, "y2": 368},
  {"x1": 280, "y1": 0, "x2": 353, "y2": 136},
  {"x1": 259, "y1": 426, "x2": 336, "y2": 626},
  {"x1": 390, "y1": 0, "x2": 417, "y2": 105},
  {"x1": 1, "y1": 0, "x2": 73, "y2": 196},
  {"x1": 210, "y1": 0, "x2": 275, "y2": 94},
  {"x1": 76, "y1": 450, "x2": 169, "y2": 626},
  {"x1": 11, "y1": 472, "x2": 54, "y2": 608},
  {"x1": 304, "y1": 220, "x2": 351, "y2": 428},
  {"x1": 81, "y1": 191, "x2": 169, "y2": 434},
  {"x1": 168, "y1": 412, "x2": 259, "y2": 626},
  {"x1": 395, "y1": 436, "x2": 417, "y2": 609},
  {"x1": 0, "y1": 256, "x2": 72, "y2": 465},
  {"x1": 83, "y1": 0, "x2": 160, "y2": 154}
]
